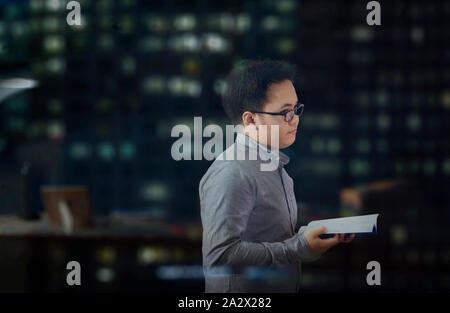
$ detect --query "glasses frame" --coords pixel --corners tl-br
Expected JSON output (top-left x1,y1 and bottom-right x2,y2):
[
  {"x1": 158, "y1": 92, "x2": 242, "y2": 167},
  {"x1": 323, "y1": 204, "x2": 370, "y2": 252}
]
[{"x1": 251, "y1": 102, "x2": 304, "y2": 123}]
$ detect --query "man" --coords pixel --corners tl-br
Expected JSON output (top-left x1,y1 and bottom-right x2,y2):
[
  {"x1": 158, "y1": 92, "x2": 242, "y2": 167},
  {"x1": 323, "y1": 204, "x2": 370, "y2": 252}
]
[{"x1": 199, "y1": 59, "x2": 355, "y2": 293}]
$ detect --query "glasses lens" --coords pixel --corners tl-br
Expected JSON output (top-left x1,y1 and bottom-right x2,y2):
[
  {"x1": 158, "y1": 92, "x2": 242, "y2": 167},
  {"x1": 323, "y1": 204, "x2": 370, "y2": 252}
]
[{"x1": 285, "y1": 110, "x2": 294, "y2": 122}]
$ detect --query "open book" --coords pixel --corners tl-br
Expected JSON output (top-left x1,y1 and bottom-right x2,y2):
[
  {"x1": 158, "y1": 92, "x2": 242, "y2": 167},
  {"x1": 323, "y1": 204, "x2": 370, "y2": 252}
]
[{"x1": 304, "y1": 213, "x2": 379, "y2": 238}]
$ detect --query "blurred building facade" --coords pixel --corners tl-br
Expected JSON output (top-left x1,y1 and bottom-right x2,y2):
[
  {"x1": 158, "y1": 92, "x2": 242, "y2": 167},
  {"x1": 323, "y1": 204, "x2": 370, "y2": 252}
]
[{"x1": 0, "y1": 0, "x2": 449, "y2": 292}]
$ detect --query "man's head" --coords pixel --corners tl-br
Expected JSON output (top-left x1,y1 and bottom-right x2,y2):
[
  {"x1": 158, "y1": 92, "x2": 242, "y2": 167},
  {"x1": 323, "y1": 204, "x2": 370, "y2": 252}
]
[{"x1": 222, "y1": 59, "x2": 300, "y2": 149}]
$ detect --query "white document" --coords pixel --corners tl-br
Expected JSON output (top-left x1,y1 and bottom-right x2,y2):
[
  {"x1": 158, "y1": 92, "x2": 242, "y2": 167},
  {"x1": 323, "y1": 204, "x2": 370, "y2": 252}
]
[
  {"x1": 0, "y1": 78, "x2": 38, "y2": 103},
  {"x1": 306, "y1": 213, "x2": 379, "y2": 234}
]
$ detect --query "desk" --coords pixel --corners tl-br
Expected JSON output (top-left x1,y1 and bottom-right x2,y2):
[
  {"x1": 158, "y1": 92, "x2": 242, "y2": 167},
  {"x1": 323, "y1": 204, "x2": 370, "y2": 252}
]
[
  {"x1": 0, "y1": 214, "x2": 203, "y2": 292},
  {"x1": 0, "y1": 214, "x2": 201, "y2": 241}
]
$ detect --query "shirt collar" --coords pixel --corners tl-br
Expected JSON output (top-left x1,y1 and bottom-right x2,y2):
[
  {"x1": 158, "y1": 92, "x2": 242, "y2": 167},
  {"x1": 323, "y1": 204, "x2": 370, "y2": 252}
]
[{"x1": 235, "y1": 132, "x2": 290, "y2": 167}]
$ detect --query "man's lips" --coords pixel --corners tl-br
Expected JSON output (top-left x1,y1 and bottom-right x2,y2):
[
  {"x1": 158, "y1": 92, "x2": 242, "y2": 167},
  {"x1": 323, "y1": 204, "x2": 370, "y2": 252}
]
[{"x1": 288, "y1": 129, "x2": 297, "y2": 134}]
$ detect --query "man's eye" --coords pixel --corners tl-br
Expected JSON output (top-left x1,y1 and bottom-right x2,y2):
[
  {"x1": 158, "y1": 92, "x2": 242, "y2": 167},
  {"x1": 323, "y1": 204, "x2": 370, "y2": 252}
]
[{"x1": 280, "y1": 110, "x2": 289, "y2": 115}]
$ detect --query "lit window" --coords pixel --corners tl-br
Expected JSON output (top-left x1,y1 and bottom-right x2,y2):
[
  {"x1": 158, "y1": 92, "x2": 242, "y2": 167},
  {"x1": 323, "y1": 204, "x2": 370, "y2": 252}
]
[
  {"x1": 96, "y1": 268, "x2": 115, "y2": 283},
  {"x1": 140, "y1": 182, "x2": 169, "y2": 201},
  {"x1": 96, "y1": 247, "x2": 117, "y2": 264},
  {"x1": 31, "y1": 0, "x2": 44, "y2": 12},
  {"x1": 376, "y1": 90, "x2": 389, "y2": 107},
  {"x1": 98, "y1": 0, "x2": 113, "y2": 11},
  {"x1": 70, "y1": 143, "x2": 91, "y2": 160},
  {"x1": 46, "y1": 120, "x2": 65, "y2": 140},
  {"x1": 423, "y1": 160, "x2": 436, "y2": 176},
  {"x1": 119, "y1": 15, "x2": 135, "y2": 33},
  {"x1": 7, "y1": 118, "x2": 26, "y2": 133},
  {"x1": 138, "y1": 36, "x2": 164, "y2": 52},
  {"x1": 276, "y1": 37, "x2": 296, "y2": 54},
  {"x1": 218, "y1": 13, "x2": 235, "y2": 32},
  {"x1": 377, "y1": 114, "x2": 390, "y2": 131},
  {"x1": 262, "y1": 16, "x2": 281, "y2": 31},
  {"x1": 120, "y1": 141, "x2": 135, "y2": 160},
  {"x1": 410, "y1": 26, "x2": 425, "y2": 43},
  {"x1": 354, "y1": 91, "x2": 370, "y2": 108},
  {"x1": 168, "y1": 34, "x2": 200, "y2": 53},
  {"x1": 351, "y1": 26, "x2": 375, "y2": 42},
  {"x1": 327, "y1": 138, "x2": 341, "y2": 154},
  {"x1": 5, "y1": 96, "x2": 28, "y2": 112},
  {"x1": 313, "y1": 159, "x2": 341, "y2": 176},
  {"x1": 119, "y1": 0, "x2": 135, "y2": 8},
  {"x1": 98, "y1": 34, "x2": 114, "y2": 51},
  {"x1": 275, "y1": 0, "x2": 297, "y2": 13},
  {"x1": 236, "y1": 14, "x2": 251, "y2": 32},
  {"x1": 46, "y1": 0, "x2": 65, "y2": 11},
  {"x1": 43, "y1": 35, "x2": 65, "y2": 54},
  {"x1": 318, "y1": 114, "x2": 340, "y2": 129},
  {"x1": 349, "y1": 159, "x2": 371, "y2": 176},
  {"x1": 310, "y1": 137, "x2": 325, "y2": 154},
  {"x1": 142, "y1": 76, "x2": 165, "y2": 94},
  {"x1": 441, "y1": 90, "x2": 450, "y2": 109},
  {"x1": 145, "y1": 15, "x2": 169, "y2": 33},
  {"x1": 155, "y1": 265, "x2": 204, "y2": 280},
  {"x1": 28, "y1": 122, "x2": 46, "y2": 137},
  {"x1": 121, "y1": 56, "x2": 136, "y2": 75},
  {"x1": 42, "y1": 16, "x2": 61, "y2": 32},
  {"x1": 443, "y1": 159, "x2": 450, "y2": 176},
  {"x1": 182, "y1": 58, "x2": 201, "y2": 75},
  {"x1": 203, "y1": 33, "x2": 229, "y2": 53},
  {"x1": 377, "y1": 140, "x2": 388, "y2": 154},
  {"x1": 406, "y1": 113, "x2": 421, "y2": 131},
  {"x1": 97, "y1": 142, "x2": 115, "y2": 161},
  {"x1": 96, "y1": 98, "x2": 115, "y2": 113},
  {"x1": 10, "y1": 22, "x2": 29, "y2": 38},
  {"x1": 137, "y1": 246, "x2": 169, "y2": 265},
  {"x1": 45, "y1": 57, "x2": 65, "y2": 74},
  {"x1": 173, "y1": 14, "x2": 196, "y2": 31},
  {"x1": 185, "y1": 80, "x2": 202, "y2": 97},
  {"x1": 99, "y1": 16, "x2": 112, "y2": 30},
  {"x1": 206, "y1": 14, "x2": 234, "y2": 32},
  {"x1": 168, "y1": 77, "x2": 201, "y2": 97},
  {"x1": 213, "y1": 79, "x2": 227, "y2": 96},
  {"x1": 356, "y1": 139, "x2": 371, "y2": 154}
]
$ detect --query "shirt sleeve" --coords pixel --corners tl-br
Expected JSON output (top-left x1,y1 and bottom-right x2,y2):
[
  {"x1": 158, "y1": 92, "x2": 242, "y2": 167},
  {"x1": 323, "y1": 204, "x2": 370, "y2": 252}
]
[{"x1": 200, "y1": 161, "x2": 320, "y2": 269}]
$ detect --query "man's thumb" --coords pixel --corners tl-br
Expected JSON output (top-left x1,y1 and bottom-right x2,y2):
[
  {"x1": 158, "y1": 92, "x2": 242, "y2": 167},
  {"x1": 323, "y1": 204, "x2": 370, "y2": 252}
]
[{"x1": 311, "y1": 226, "x2": 327, "y2": 237}]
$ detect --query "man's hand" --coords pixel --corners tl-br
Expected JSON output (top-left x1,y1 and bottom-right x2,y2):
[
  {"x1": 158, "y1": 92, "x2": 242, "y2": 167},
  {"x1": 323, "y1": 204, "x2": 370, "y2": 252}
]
[{"x1": 303, "y1": 226, "x2": 355, "y2": 254}]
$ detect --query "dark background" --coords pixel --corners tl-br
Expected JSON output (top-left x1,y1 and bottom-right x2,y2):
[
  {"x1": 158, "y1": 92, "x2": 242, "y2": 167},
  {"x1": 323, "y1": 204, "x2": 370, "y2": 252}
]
[{"x1": 0, "y1": 0, "x2": 449, "y2": 292}]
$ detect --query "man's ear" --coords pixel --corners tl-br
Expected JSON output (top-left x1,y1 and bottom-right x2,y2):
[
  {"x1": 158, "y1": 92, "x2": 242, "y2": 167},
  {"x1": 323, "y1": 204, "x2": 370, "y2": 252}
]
[{"x1": 242, "y1": 111, "x2": 255, "y2": 127}]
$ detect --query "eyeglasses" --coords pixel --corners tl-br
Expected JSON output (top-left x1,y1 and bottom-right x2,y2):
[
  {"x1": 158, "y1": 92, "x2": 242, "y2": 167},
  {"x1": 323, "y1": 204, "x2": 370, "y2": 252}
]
[{"x1": 251, "y1": 102, "x2": 304, "y2": 123}]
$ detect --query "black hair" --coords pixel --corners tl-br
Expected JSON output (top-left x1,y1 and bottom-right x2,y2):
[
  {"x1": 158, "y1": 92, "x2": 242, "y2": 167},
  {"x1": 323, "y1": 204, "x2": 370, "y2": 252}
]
[{"x1": 221, "y1": 59, "x2": 297, "y2": 123}]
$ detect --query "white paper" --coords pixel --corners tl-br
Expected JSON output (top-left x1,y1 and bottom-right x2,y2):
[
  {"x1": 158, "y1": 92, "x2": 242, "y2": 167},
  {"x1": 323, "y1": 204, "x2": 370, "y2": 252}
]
[
  {"x1": 306, "y1": 213, "x2": 379, "y2": 234},
  {"x1": 0, "y1": 78, "x2": 38, "y2": 102}
]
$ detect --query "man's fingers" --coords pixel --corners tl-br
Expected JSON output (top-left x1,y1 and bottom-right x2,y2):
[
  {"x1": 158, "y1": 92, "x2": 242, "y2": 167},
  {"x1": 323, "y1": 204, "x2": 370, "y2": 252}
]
[
  {"x1": 319, "y1": 234, "x2": 339, "y2": 246},
  {"x1": 344, "y1": 234, "x2": 356, "y2": 243}
]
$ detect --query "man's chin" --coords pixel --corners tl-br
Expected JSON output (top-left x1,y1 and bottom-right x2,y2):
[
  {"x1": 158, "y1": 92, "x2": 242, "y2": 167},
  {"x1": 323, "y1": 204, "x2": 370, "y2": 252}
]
[{"x1": 279, "y1": 137, "x2": 296, "y2": 149}]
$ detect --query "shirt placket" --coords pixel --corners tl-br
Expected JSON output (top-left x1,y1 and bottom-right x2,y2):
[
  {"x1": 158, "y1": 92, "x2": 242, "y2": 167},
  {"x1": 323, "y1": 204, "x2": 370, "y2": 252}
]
[{"x1": 278, "y1": 166, "x2": 295, "y2": 234}]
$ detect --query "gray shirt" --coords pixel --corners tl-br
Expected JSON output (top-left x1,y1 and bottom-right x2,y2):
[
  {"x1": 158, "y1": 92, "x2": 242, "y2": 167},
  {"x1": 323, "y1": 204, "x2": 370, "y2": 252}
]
[{"x1": 199, "y1": 133, "x2": 321, "y2": 293}]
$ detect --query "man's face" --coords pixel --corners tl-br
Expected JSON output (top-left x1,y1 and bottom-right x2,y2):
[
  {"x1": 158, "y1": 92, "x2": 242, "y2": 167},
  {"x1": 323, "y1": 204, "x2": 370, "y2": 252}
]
[{"x1": 253, "y1": 79, "x2": 299, "y2": 149}]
